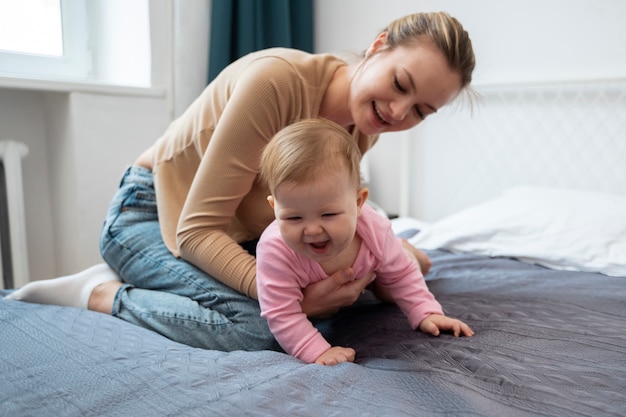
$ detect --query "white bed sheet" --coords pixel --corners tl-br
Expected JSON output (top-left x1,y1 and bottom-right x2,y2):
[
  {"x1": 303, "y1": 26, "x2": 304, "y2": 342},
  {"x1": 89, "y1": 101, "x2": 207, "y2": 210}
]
[{"x1": 408, "y1": 186, "x2": 626, "y2": 277}]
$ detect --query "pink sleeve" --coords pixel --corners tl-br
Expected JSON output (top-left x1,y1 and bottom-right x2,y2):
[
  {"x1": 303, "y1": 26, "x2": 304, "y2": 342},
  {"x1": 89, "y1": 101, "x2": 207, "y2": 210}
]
[
  {"x1": 376, "y1": 226, "x2": 443, "y2": 329},
  {"x1": 256, "y1": 225, "x2": 331, "y2": 363}
]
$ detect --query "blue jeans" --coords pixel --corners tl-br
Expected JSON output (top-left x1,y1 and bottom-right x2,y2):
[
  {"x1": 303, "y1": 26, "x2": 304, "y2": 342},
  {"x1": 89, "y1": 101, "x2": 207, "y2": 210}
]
[{"x1": 100, "y1": 166, "x2": 280, "y2": 351}]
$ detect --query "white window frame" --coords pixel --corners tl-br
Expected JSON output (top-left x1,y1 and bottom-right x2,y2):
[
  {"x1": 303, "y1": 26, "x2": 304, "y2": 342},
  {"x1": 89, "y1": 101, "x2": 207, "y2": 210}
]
[{"x1": 0, "y1": 0, "x2": 92, "y2": 81}]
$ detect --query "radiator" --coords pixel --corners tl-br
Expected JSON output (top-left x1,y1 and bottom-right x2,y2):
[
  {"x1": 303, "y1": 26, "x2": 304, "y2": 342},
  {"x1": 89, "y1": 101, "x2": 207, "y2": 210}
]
[{"x1": 0, "y1": 140, "x2": 29, "y2": 290}]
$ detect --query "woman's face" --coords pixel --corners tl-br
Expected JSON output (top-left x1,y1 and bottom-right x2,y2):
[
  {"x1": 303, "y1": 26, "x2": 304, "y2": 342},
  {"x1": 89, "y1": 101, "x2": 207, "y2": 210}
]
[{"x1": 350, "y1": 35, "x2": 462, "y2": 135}]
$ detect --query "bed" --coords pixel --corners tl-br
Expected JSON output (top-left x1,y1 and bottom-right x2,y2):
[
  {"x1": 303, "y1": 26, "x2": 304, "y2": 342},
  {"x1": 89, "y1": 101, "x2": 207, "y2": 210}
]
[
  {"x1": 2, "y1": 80, "x2": 626, "y2": 416},
  {"x1": 2, "y1": 240, "x2": 625, "y2": 416}
]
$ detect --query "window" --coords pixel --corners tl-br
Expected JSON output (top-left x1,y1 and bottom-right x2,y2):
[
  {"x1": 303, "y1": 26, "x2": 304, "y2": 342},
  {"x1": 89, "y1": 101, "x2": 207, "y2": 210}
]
[
  {"x1": 0, "y1": 0, "x2": 63, "y2": 56},
  {"x1": 0, "y1": 0, "x2": 151, "y2": 88},
  {"x1": 0, "y1": 0, "x2": 92, "y2": 81}
]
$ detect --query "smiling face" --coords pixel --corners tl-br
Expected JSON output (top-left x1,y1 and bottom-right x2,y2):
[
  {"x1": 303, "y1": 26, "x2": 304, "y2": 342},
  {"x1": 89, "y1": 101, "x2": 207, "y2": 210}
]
[
  {"x1": 268, "y1": 168, "x2": 368, "y2": 266},
  {"x1": 349, "y1": 34, "x2": 462, "y2": 135}
]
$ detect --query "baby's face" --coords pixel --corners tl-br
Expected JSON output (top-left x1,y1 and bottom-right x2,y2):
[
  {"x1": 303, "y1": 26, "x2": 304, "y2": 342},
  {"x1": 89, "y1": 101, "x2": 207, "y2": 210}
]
[{"x1": 269, "y1": 169, "x2": 365, "y2": 265}]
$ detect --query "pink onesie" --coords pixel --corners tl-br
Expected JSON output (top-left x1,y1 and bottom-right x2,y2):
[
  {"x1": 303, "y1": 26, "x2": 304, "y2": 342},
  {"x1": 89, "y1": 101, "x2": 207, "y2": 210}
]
[{"x1": 256, "y1": 204, "x2": 443, "y2": 364}]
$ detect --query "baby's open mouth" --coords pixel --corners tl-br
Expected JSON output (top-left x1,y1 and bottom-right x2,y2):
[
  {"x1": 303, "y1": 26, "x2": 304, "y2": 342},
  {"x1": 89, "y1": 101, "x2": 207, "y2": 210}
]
[{"x1": 309, "y1": 241, "x2": 330, "y2": 251}]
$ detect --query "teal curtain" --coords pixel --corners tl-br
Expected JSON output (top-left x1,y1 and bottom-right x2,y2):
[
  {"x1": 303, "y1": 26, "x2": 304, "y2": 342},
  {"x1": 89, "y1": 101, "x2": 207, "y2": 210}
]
[{"x1": 208, "y1": 0, "x2": 313, "y2": 83}]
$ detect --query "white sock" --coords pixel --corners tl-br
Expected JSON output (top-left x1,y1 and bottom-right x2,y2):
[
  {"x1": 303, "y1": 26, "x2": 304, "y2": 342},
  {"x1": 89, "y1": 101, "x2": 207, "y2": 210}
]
[{"x1": 4, "y1": 263, "x2": 121, "y2": 309}]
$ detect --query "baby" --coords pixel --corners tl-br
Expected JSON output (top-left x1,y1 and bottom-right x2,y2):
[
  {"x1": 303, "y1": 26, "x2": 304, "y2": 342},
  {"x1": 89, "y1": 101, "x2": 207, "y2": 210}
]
[{"x1": 256, "y1": 118, "x2": 474, "y2": 365}]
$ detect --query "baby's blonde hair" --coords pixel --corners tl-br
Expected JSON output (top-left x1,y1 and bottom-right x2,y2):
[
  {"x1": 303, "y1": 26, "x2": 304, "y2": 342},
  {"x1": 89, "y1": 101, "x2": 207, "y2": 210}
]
[{"x1": 260, "y1": 119, "x2": 362, "y2": 195}]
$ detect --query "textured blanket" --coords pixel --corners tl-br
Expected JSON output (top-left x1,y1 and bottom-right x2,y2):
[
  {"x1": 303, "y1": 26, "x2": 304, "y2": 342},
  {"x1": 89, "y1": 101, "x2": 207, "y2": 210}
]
[{"x1": 2, "y1": 250, "x2": 625, "y2": 416}]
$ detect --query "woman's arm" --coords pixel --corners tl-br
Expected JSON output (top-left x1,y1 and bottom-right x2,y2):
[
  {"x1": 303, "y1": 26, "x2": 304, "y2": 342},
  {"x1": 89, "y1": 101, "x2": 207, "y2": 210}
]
[{"x1": 176, "y1": 57, "x2": 303, "y2": 298}]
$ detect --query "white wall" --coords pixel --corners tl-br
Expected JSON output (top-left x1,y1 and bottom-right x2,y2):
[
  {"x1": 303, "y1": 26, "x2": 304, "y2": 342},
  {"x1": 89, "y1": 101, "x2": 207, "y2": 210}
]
[
  {"x1": 0, "y1": 89, "x2": 169, "y2": 282},
  {"x1": 0, "y1": 90, "x2": 57, "y2": 280},
  {"x1": 46, "y1": 93, "x2": 169, "y2": 275},
  {"x1": 314, "y1": 0, "x2": 626, "y2": 217},
  {"x1": 315, "y1": 0, "x2": 626, "y2": 84},
  {"x1": 172, "y1": 0, "x2": 211, "y2": 117}
]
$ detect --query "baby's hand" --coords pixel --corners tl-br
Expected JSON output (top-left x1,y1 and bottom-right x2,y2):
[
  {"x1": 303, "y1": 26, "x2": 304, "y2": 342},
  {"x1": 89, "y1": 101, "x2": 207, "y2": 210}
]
[
  {"x1": 419, "y1": 314, "x2": 474, "y2": 337},
  {"x1": 314, "y1": 346, "x2": 356, "y2": 366}
]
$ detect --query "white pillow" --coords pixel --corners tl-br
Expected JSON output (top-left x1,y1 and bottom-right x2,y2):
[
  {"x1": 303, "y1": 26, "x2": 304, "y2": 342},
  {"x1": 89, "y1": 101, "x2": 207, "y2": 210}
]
[{"x1": 409, "y1": 186, "x2": 626, "y2": 277}]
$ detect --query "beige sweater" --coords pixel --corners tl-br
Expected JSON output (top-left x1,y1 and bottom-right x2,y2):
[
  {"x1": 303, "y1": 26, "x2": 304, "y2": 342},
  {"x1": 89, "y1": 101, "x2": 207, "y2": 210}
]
[{"x1": 150, "y1": 48, "x2": 378, "y2": 299}]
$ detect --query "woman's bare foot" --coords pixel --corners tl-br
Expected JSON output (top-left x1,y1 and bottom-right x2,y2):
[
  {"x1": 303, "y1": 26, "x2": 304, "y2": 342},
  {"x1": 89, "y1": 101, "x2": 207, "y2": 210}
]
[
  {"x1": 401, "y1": 239, "x2": 432, "y2": 275},
  {"x1": 88, "y1": 280, "x2": 123, "y2": 313}
]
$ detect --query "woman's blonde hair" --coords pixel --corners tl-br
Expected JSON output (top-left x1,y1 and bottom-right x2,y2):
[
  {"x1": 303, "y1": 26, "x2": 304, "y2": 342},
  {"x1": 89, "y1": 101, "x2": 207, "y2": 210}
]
[
  {"x1": 379, "y1": 11, "x2": 475, "y2": 88},
  {"x1": 260, "y1": 119, "x2": 362, "y2": 194}
]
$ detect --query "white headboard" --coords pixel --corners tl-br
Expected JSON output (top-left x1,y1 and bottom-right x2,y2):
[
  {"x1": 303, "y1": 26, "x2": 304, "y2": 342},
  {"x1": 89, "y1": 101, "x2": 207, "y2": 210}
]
[{"x1": 393, "y1": 79, "x2": 626, "y2": 222}]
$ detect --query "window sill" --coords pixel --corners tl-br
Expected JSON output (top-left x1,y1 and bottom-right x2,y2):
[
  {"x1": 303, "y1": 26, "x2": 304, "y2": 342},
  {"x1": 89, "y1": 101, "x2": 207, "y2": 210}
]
[{"x1": 0, "y1": 75, "x2": 166, "y2": 98}]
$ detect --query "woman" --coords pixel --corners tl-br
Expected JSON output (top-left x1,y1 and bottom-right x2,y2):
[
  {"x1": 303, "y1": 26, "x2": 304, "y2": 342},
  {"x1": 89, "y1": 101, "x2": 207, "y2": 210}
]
[{"x1": 7, "y1": 12, "x2": 475, "y2": 352}]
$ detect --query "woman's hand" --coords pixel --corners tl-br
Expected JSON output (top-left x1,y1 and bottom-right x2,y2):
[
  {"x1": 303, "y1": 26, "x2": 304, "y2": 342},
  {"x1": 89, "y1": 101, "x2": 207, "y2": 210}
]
[
  {"x1": 418, "y1": 314, "x2": 475, "y2": 337},
  {"x1": 301, "y1": 268, "x2": 373, "y2": 318},
  {"x1": 314, "y1": 346, "x2": 356, "y2": 366}
]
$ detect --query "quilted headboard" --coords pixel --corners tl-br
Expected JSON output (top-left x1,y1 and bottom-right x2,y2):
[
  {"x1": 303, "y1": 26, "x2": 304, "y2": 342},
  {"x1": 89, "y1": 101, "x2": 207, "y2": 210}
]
[{"x1": 368, "y1": 79, "x2": 626, "y2": 221}]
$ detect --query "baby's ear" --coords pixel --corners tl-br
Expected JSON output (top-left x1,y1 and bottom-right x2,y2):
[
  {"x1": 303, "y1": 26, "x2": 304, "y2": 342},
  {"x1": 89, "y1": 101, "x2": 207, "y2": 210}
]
[
  {"x1": 267, "y1": 195, "x2": 275, "y2": 208},
  {"x1": 356, "y1": 188, "x2": 369, "y2": 214}
]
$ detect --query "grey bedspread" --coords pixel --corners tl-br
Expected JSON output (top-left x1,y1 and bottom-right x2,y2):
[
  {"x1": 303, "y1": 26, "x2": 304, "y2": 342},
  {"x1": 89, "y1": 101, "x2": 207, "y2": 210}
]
[{"x1": 1, "y1": 250, "x2": 625, "y2": 417}]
